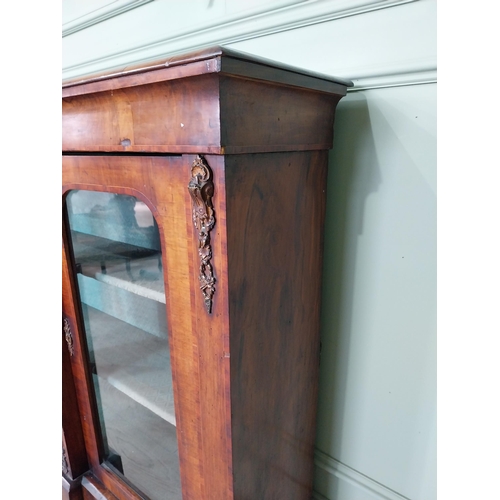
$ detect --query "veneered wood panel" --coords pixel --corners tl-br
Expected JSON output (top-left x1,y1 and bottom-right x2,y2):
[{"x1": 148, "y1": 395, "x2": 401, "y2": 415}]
[
  {"x1": 63, "y1": 317, "x2": 88, "y2": 479},
  {"x1": 186, "y1": 155, "x2": 234, "y2": 500},
  {"x1": 62, "y1": 155, "x2": 234, "y2": 500},
  {"x1": 220, "y1": 76, "x2": 341, "y2": 153},
  {"x1": 62, "y1": 47, "x2": 351, "y2": 98},
  {"x1": 62, "y1": 64, "x2": 344, "y2": 155},
  {"x1": 225, "y1": 151, "x2": 328, "y2": 499},
  {"x1": 62, "y1": 58, "x2": 222, "y2": 98},
  {"x1": 62, "y1": 75, "x2": 221, "y2": 153}
]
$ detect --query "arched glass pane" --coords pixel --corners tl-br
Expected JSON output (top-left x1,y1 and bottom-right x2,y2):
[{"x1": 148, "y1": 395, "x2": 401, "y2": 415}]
[{"x1": 66, "y1": 190, "x2": 181, "y2": 500}]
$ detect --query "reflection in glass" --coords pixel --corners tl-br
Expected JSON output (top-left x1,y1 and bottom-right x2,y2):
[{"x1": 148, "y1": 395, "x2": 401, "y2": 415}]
[{"x1": 66, "y1": 190, "x2": 181, "y2": 500}]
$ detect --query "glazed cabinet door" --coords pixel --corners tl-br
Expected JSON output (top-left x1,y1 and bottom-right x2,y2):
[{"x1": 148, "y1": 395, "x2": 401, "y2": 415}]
[{"x1": 62, "y1": 154, "x2": 233, "y2": 500}]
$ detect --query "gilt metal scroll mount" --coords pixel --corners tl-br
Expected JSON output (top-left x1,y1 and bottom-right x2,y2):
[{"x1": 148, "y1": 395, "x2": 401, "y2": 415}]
[
  {"x1": 64, "y1": 318, "x2": 74, "y2": 356},
  {"x1": 62, "y1": 447, "x2": 70, "y2": 475},
  {"x1": 188, "y1": 155, "x2": 216, "y2": 314}
]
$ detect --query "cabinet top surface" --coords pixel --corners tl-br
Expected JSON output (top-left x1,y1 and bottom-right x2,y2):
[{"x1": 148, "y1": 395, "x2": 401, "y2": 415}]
[{"x1": 62, "y1": 45, "x2": 353, "y2": 98}]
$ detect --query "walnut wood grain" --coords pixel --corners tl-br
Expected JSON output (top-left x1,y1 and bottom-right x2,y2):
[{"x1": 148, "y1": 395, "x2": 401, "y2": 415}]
[
  {"x1": 189, "y1": 154, "x2": 234, "y2": 500},
  {"x1": 62, "y1": 72, "x2": 341, "y2": 155},
  {"x1": 62, "y1": 48, "x2": 349, "y2": 155},
  {"x1": 225, "y1": 151, "x2": 328, "y2": 499},
  {"x1": 62, "y1": 74, "x2": 221, "y2": 153},
  {"x1": 62, "y1": 46, "x2": 352, "y2": 97},
  {"x1": 220, "y1": 76, "x2": 342, "y2": 153},
  {"x1": 62, "y1": 322, "x2": 88, "y2": 479},
  {"x1": 62, "y1": 59, "x2": 221, "y2": 99},
  {"x1": 220, "y1": 56, "x2": 348, "y2": 96},
  {"x1": 63, "y1": 155, "x2": 233, "y2": 500}
]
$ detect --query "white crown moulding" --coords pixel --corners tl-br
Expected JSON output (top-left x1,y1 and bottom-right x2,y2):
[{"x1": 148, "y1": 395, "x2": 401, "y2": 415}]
[
  {"x1": 62, "y1": 0, "x2": 154, "y2": 37},
  {"x1": 348, "y1": 68, "x2": 437, "y2": 92},
  {"x1": 62, "y1": 0, "x2": 419, "y2": 82}
]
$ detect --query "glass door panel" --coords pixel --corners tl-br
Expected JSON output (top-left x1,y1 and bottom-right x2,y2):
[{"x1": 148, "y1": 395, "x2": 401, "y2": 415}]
[{"x1": 65, "y1": 190, "x2": 181, "y2": 500}]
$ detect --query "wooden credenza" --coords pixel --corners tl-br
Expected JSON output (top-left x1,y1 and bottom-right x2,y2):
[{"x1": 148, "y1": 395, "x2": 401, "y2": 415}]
[{"x1": 62, "y1": 46, "x2": 351, "y2": 500}]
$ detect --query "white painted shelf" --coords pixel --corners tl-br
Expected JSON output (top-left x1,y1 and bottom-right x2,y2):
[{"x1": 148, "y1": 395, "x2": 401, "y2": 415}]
[{"x1": 86, "y1": 306, "x2": 176, "y2": 426}]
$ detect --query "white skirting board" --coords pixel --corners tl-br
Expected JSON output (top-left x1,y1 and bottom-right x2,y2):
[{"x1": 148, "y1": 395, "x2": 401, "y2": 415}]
[{"x1": 313, "y1": 450, "x2": 411, "y2": 500}]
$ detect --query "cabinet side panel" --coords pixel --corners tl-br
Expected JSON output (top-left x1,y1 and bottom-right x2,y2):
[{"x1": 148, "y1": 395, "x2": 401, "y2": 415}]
[
  {"x1": 225, "y1": 151, "x2": 328, "y2": 499},
  {"x1": 220, "y1": 77, "x2": 340, "y2": 153}
]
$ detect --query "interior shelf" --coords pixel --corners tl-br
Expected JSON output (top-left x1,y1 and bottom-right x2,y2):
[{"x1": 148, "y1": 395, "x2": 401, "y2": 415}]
[
  {"x1": 94, "y1": 258, "x2": 166, "y2": 304},
  {"x1": 68, "y1": 211, "x2": 161, "y2": 251},
  {"x1": 84, "y1": 306, "x2": 176, "y2": 426},
  {"x1": 94, "y1": 373, "x2": 181, "y2": 500}
]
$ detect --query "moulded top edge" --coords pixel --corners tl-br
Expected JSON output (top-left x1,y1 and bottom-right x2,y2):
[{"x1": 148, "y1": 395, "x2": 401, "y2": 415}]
[
  {"x1": 218, "y1": 47, "x2": 353, "y2": 88},
  {"x1": 61, "y1": 45, "x2": 353, "y2": 92}
]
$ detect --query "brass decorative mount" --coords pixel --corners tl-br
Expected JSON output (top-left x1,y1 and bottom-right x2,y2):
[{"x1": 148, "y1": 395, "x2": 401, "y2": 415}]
[{"x1": 188, "y1": 155, "x2": 216, "y2": 314}]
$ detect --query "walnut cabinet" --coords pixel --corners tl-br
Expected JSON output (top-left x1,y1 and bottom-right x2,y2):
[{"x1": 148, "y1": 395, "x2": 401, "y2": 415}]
[{"x1": 62, "y1": 46, "x2": 351, "y2": 500}]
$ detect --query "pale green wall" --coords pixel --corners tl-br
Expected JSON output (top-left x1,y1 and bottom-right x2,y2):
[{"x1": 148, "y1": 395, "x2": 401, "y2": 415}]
[
  {"x1": 63, "y1": 1, "x2": 437, "y2": 498},
  {"x1": 313, "y1": 85, "x2": 436, "y2": 500}
]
